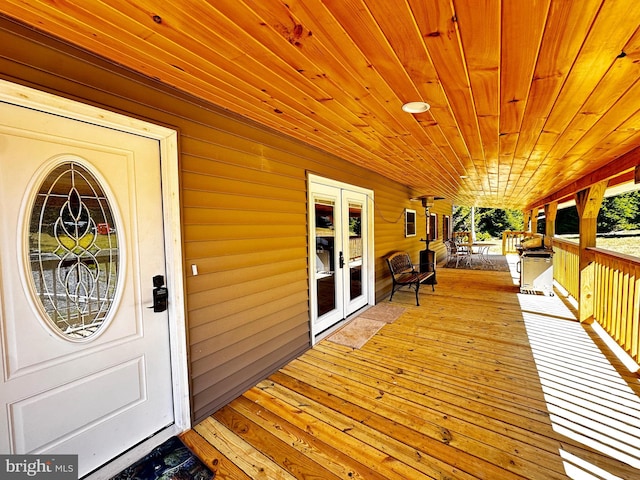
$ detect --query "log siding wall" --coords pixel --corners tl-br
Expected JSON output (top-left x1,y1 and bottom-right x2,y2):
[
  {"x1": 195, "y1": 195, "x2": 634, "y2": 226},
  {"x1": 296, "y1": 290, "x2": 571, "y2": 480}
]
[{"x1": 0, "y1": 18, "x2": 450, "y2": 422}]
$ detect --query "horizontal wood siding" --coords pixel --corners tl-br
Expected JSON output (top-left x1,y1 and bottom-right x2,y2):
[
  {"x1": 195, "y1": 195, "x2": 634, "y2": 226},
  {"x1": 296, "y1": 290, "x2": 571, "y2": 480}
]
[{"x1": 0, "y1": 19, "x2": 451, "y2": 422}]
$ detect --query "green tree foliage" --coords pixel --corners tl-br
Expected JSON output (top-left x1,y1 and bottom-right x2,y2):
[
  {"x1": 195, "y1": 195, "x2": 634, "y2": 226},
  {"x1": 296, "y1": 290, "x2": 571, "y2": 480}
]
[
  {"x1": 460, "y1": 190, "x2": 640, "y2": 237},
  {"x1": 556, "y1": 191, "x2": 640, "y2": 234},
  {"x1": 476, "y1": 208, "x2": 524, "y2": 237},
  {"x1": 452, "y1": 206, "x2": 524, "y2": 238},
  {"x1": 598, "y1": 191, "x2": 640, "y2": 232},
  {"x1": 452, "y1": 205, "x2": 471, "y2": 231},
  {"x1": 556, "y1": 206, "x2": 579, "y2": 234}
]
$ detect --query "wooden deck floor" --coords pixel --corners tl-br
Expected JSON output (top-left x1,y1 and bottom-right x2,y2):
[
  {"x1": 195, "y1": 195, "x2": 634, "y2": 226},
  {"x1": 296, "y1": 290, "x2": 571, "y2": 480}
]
[{"x1": 181, "y1": 259, "x2": 640, "y2": 479}]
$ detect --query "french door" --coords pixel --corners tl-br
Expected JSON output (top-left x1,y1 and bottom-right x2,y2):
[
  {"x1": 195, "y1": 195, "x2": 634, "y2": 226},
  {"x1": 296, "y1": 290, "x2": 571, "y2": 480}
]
[{"x1": 309, "y1": 176, "x2": 374, "y2": 338}]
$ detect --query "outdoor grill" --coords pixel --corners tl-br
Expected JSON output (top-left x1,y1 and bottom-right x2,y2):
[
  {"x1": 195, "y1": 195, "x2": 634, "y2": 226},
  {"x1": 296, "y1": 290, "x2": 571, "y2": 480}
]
[{"x1": 516, "y1": 236, "x2": 554, "y2": 296}]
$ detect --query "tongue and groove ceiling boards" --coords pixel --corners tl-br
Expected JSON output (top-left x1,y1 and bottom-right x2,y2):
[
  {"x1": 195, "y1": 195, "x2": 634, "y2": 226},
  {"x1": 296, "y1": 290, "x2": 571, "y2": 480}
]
[{"x1": 2, "y1": 0, "x2": 639, "y2": 208}]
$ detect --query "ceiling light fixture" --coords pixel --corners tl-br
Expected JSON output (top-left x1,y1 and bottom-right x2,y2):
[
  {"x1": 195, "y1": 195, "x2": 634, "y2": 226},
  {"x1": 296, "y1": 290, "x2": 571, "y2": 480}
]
[{"x1": 402, "y1": 101, "x2": 430, "y2": 113}]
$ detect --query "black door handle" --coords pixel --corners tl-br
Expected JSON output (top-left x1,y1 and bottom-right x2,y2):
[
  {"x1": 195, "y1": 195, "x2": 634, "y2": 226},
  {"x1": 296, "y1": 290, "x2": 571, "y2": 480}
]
[
  {"x1": 339, "y1": 251, "x2": 344, "y2": 269},
  {"x1": 152, "y1": 275, "x2": 168, "y2": 312}
]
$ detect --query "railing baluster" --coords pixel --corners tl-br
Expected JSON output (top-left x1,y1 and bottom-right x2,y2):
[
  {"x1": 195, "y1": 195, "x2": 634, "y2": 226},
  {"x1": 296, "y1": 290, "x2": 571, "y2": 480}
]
[
  {"x1": 501, "y1": 230, "x2": 538, "y2": 255},
  {"x1": 593, "y1": 249, "x2": 640, "y2": 366},
  {"x1": 632, "y1": 267, "x2": 639, "y2": 359},
  {"x1": 552, "y1": 237, "x2": 579, "y2": 301},
  {"x1": 553, "y1": 240, "x2": 639, "y2": 365}
]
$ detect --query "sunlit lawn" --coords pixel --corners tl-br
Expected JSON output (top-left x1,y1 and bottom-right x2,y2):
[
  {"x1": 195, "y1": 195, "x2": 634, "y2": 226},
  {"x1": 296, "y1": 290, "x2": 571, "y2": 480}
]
[
  {"x1": 559, "y1": 232, "x2": 639, "y2": 257},
  {"x1": 595, "y1": 235, "x2": 639, "y2": 257},
  {"x1": 475, "y1": 234, "x2": 638, "y2": 259}
]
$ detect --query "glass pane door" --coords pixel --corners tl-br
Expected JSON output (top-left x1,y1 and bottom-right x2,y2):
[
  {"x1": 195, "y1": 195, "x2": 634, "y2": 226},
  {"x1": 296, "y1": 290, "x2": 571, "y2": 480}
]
[
  {"x1": 343, "y1": 190, "x2": 368, "y2": 316},
  {"x1": 311, "y1": 183, "x2": 345, "y2": 334},
  {"x1": 315, "y1": 199, "x2": 336, "y2": 318},
  {"x1": 348, "y1": 202, "x2": 362, "y2": 301},
  {"x1": 309, "y1": 177, "x2": 371, "y2": 338}
]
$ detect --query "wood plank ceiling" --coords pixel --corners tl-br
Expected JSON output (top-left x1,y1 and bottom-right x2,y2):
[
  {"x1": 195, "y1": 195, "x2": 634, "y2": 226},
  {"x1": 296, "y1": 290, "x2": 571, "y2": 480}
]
[{"x1": 2, "y1": 0, "x2": 639, "y2": 209}]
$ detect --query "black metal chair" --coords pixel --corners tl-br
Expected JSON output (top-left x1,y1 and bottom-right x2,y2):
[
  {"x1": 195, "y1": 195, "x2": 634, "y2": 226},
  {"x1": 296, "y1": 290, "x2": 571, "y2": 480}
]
[{"x1": 386, "y1": 252, "x2": 434, "y2": 306}]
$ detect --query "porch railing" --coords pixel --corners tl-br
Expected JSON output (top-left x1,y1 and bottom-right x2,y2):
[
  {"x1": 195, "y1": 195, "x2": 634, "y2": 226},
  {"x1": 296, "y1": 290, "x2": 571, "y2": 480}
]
[
  {"x1": 501, "y1": 231, "x2": 536, "y2": 255},
  {"x1": 552, "y1": 239, "x2": 640, "y2": 365},
  {"x1": 591, "y1": 248, "x2": 640, "y2": 365},
  {"x1": 552, "y1": 237, "x2": 579, "y2": 301}
]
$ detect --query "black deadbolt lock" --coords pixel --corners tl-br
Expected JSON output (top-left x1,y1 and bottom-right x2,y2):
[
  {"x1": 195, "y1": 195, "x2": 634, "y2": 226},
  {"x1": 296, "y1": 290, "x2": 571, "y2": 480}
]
[{"x1": 152, "y1": 275, "x2": 168, "y2": 312}]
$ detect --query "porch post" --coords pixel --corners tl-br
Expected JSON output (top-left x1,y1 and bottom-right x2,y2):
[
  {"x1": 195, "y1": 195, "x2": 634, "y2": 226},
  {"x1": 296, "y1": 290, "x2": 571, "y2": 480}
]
[
  {"x1": 523, "y1": 210, "x2": 531, "y2": 232},
  {"x1": 574, "y1": 182, "x2": 607, "y2": 324},
  {"x1": 530, "y1": 207, "x2": 539, "y2": 234},
  {"x1": 544, "y1": 202, "x2": 558, "y2": 237}
]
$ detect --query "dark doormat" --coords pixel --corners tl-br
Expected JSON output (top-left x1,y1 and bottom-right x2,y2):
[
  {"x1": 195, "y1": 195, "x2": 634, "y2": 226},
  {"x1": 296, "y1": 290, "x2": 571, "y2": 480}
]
[
  {"x1": 110, "y1": 436, "x2": 214, "y2": 480},
  {"x1": 441, "y1": 255, "x2": 511, "y2": 272}
]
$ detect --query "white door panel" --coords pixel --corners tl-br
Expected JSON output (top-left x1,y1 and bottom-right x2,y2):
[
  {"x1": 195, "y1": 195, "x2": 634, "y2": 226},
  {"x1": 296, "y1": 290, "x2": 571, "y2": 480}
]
[
  {"x1": 10, "y1": 357, "x2": 144, "y2": 453},
  {"x1": 2, "y1": 133, "x2": 144, "y2": 377},
  {"x1": 0, "y1": 101, "x2": 174, "y2": 476}
]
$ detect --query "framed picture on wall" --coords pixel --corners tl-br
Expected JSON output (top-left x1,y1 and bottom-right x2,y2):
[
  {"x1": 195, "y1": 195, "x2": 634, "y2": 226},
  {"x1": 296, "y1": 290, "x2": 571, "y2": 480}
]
[{"x1": 405, "y1": 209, "x2": 416, "y2": 237}]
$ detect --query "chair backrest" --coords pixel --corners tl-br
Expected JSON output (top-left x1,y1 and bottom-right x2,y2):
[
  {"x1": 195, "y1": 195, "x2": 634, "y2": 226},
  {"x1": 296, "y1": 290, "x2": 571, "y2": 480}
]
[
  {"x1": 386, "y1": 252, "x2": 413, "y2": 277},
  {"x1": 454, "y1": 231, "x2": 470, "y2": 243}
]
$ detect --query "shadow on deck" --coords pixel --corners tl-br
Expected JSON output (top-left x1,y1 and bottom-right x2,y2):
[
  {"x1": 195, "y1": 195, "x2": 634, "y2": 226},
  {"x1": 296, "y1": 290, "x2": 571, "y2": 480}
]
[{"x1": 183, "y1": 255, "x2": 640, "y2": 479}]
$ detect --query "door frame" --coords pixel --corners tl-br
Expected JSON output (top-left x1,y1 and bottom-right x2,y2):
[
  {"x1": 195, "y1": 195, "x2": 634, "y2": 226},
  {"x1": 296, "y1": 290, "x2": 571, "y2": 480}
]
[
  {"x1": 0, "y1": 80, "x2": 190, "y2": 472},
  {"x1": 307, "y1": 174, "x2": 375, "y2": 343}
]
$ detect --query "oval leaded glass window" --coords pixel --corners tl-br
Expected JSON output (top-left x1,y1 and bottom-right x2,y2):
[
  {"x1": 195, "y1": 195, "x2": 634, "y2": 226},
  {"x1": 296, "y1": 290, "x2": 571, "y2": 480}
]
[{"x1": 28, "y1": 161, "x2": 119, "y2": 340}]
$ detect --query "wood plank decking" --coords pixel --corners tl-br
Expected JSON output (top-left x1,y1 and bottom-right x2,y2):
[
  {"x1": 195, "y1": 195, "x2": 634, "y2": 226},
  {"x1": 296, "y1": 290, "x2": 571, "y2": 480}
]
[{"x1": 181, "y1": 259, "x2": 640, "y2": 479}]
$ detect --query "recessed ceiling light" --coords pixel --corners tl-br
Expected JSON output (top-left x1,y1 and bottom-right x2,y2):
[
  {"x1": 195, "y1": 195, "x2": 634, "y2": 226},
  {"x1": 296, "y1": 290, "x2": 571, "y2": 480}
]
[
  {"x1": 402, "y1": 101, "x2": 430, "y2": 113},
  {"x1": 460, "y1": 175, "x2": 468, "y2": 179}
]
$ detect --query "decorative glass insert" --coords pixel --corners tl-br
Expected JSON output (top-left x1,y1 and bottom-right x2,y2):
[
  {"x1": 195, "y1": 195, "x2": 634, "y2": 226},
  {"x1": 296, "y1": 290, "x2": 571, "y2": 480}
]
[{"x1": 28, "y1": 161, "x2": 119, "y2": 340}]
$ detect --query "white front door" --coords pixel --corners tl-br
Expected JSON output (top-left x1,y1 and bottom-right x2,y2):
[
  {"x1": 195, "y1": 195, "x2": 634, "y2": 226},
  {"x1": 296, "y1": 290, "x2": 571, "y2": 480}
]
[
  {"x1": 0, "y1": 101, "x2": 175, "y2": 476},
  {"x1": 309, "y1": 177, "x2": 374, "y2": 338}
]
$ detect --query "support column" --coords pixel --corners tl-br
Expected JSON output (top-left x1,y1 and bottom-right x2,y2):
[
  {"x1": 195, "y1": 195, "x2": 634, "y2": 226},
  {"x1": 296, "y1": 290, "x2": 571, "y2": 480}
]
[
  {"x1": 523, "y1": 211, "x2": 531, "y2": 232},
  {"x1": 544, "y1": 202, "x2": 558, "y2": 237},
  {"x1": 575, "y1": 182, "x2": 607, "y2": 323},
  {"x1": 470, "y1": 206, "x2": 476, "y2": 242},
  {"x1": 530, "y1": 207, "x2": 539, "y2": 234}
]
